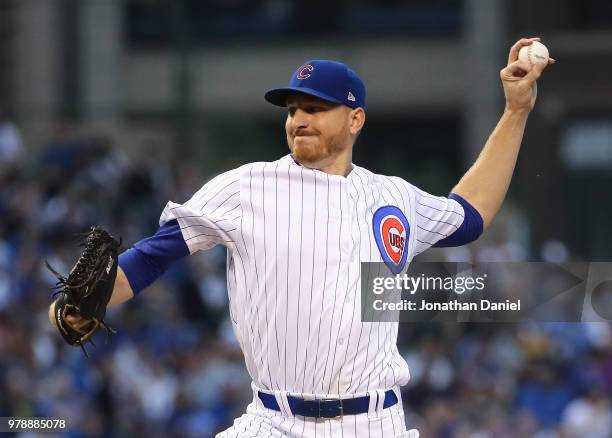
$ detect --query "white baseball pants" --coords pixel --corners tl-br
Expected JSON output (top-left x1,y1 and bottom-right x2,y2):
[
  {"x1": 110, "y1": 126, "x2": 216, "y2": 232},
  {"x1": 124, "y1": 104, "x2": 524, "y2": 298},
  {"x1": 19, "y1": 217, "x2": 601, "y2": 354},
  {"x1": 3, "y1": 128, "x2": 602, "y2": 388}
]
[{"x1": 217, "y1": 383, "x2": 419, "y2": 438}]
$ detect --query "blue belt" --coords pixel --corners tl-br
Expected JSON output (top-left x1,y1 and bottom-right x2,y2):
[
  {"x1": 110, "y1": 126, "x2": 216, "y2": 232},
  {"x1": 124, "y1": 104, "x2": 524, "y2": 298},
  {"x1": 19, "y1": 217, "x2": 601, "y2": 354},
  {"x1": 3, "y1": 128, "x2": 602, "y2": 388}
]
[{"x1": 257, "y1": 389, "x2": 398, "y2": 418}]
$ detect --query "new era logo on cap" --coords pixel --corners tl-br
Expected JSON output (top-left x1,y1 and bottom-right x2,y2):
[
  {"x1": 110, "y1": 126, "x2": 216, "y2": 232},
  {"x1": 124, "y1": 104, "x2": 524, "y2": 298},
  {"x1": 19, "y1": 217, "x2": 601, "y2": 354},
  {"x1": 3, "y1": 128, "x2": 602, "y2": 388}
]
[{"x1": 264, "y1": 60, "x2": 366, "y2": 110}]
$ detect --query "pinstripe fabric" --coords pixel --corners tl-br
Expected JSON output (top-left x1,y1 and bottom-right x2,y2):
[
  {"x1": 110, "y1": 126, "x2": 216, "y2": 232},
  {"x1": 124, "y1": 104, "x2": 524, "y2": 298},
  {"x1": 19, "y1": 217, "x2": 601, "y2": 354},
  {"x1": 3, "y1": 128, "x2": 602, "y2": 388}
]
[
  {"x1": 216, "y1": 402, "x2": 415, "y2": 438},
  {"x1": 216, "y1": 385, "x2": 420, "y2": 438},
  {"x1": 160, "y1": 155, "x2": 463, "y2": 437}
]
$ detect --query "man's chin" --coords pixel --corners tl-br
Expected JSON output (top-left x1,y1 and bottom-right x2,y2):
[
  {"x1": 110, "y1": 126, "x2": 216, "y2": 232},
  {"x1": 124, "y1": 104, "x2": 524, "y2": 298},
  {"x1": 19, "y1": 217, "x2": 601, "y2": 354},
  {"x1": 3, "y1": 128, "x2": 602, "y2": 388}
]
[
  {"x1": 290, "y1": 144, "x2": 327, "y2": 166},
  {"x1": 293, "y1": 155, "x2": 327, "y2": 169}
]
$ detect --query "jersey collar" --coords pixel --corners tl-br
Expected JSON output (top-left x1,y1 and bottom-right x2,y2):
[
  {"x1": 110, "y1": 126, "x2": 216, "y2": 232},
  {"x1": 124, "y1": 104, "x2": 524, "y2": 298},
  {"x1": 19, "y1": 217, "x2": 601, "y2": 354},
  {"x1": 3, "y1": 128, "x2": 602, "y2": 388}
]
[{"x1": 285, "y1": 154, "x2": 356, "y2": 180}]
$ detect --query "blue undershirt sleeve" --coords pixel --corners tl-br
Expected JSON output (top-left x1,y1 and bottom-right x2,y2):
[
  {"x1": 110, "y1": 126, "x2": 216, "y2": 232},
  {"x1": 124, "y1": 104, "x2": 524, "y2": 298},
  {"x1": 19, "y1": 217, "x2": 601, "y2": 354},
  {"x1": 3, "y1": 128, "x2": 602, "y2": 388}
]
[
  {"x1": 118, "y1": 219, "x2": 189, "y2": 294},
  {"x1": 433, "y1": 193, "x2": 484, "y2": 247}
]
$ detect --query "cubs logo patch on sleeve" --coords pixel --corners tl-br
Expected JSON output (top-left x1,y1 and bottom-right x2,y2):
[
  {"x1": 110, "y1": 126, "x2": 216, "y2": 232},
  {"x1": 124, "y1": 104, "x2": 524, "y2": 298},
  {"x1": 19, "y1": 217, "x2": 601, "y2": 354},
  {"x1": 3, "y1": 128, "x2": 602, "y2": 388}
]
[{"x1": 372, "y1": 206, "x2": 410, "y2": 274}]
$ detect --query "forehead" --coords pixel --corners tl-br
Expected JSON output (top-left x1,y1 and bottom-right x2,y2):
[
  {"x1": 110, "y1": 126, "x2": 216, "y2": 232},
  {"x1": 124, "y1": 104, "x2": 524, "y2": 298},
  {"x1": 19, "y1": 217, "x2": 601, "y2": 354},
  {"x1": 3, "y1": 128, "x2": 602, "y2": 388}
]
[{"x1": 285, "y1": 93, "x2": 337, "y2": 107}]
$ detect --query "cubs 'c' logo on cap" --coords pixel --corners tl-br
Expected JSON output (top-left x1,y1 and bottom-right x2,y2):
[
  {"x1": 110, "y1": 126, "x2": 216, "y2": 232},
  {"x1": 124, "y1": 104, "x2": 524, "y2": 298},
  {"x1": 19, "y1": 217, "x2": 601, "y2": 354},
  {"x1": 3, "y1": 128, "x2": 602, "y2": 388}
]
[
  {"x1": 372, "y1": 206, "x2": 410, "y2": 274},
  {"x1": 297, "y1": 64, "x2": 314, "y2": 80}
]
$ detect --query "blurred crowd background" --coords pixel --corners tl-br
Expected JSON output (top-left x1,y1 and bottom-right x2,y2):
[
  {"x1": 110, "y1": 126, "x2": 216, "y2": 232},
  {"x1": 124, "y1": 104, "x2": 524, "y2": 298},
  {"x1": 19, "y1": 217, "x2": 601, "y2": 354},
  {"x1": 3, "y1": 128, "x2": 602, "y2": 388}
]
[{"x1": 1, "y1": 0, "x2": 612, "y2": 437}]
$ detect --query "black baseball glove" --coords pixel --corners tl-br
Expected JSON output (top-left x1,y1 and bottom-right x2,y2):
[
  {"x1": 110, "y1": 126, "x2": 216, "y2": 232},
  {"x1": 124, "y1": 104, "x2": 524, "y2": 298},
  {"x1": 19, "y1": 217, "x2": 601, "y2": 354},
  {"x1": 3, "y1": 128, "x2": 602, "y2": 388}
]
[{"x1": 47, "y1": 226, "x2": 121, "y2": 355}]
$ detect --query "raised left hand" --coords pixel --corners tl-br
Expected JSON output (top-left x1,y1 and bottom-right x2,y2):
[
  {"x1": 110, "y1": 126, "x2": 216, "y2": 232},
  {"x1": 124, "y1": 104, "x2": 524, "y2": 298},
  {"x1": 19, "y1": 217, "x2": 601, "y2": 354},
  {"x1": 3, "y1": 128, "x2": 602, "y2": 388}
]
[{"x1": 500, "y1": 37, "x2": 556, "y2": 112}]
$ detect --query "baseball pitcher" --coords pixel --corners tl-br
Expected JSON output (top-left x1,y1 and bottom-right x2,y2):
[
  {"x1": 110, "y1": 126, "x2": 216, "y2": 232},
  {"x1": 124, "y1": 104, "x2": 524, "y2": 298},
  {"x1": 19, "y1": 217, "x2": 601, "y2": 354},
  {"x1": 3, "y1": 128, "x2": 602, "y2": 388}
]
[{"x1": 48, "y1": 38, "x2": 554, "y2": 437}]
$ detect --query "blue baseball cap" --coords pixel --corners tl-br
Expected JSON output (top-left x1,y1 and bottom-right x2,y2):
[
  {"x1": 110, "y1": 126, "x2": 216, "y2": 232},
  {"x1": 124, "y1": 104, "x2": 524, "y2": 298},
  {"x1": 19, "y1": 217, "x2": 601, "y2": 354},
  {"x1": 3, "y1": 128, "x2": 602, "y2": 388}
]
[{"x1": 265, "y1": 60, "x2": 366, "y2": 110}]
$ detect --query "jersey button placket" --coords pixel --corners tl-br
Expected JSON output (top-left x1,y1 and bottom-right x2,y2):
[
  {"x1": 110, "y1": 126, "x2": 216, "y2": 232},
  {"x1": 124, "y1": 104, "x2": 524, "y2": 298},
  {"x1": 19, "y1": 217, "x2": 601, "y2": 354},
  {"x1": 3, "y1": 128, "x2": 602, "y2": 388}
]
[
  {"x1": 346, "y1": 182, "x2": 360, "y2": 308},
  {"x1": 339, "y1": 179, "x2": 353, "y2": 257},
  {"x1": 348, "y1": 183, "x2": 360, "y2": 263}
]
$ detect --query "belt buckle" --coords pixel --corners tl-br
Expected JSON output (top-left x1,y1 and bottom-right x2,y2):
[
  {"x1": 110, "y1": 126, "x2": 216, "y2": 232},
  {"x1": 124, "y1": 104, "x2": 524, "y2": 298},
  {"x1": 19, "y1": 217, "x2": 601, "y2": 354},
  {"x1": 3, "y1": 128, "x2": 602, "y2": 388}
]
[{"x1": 318, "y1": 398, "x2": 344, "y2": 419}]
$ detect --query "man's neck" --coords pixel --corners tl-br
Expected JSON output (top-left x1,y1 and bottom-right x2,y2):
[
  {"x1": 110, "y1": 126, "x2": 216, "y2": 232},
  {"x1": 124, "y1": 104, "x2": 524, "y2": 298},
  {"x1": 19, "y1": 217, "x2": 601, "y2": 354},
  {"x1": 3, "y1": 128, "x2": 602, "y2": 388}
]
[
  {"x1": 292, "y1": 149, "x2": 353, "y2": 177},
  {"x1": 317, "y1": 160, "x2": 353, "y2": 177}
]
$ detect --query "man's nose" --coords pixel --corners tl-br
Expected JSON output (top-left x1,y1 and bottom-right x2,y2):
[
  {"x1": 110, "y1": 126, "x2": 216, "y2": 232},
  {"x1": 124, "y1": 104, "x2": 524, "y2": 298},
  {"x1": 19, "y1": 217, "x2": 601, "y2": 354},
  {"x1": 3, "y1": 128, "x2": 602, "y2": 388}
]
[{"x1": 290, "y1": 109, "x2": 310, "y2": 128}]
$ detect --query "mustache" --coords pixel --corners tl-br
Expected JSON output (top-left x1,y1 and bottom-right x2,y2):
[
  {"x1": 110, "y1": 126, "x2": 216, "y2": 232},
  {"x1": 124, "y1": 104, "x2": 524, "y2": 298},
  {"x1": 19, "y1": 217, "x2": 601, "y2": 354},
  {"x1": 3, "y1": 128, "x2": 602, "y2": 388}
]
[{"x1": 293, "y1": 128, "x2": 318, "y2": 137}]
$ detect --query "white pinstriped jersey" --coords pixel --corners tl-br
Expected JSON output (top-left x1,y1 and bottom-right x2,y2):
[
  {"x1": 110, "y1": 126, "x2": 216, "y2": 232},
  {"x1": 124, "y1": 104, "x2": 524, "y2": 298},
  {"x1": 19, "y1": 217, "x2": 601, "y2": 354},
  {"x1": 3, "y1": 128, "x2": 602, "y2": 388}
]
[{"x1": 160, "y1": 154, "x2": 465, "y2": 396}]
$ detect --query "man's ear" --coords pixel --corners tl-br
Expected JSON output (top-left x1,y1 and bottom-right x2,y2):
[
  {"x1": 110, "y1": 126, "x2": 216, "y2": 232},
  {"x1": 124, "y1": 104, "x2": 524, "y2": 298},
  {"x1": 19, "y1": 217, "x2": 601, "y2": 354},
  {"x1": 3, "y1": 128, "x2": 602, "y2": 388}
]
[{"x1": 349, "y1": 108, "x2": 366, "y2": 135}]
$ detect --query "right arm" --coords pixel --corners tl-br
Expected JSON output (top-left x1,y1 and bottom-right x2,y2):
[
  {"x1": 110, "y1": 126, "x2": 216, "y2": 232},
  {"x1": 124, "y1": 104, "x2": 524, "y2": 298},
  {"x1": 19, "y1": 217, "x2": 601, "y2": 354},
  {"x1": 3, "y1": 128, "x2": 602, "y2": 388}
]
[
  {"x1": 49, "y1": 167, "x2": 242, "y2": 332},
  {"x1": 48, "y1": 218, "x2": 188, "y2": 329},
  {"x1": 48, "y1": 266, "x2": 134, "y2": 328},
  {"x1": 109, "y1": 266, "x2": 134, "y2": 305}
]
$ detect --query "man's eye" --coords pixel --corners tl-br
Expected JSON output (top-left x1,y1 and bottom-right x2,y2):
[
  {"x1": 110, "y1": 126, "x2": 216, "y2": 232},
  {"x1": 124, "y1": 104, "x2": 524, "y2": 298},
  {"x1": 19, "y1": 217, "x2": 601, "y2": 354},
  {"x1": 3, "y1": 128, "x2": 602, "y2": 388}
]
[{"x1": 288, "y1": 108, "x2": 296, "y2": 116}]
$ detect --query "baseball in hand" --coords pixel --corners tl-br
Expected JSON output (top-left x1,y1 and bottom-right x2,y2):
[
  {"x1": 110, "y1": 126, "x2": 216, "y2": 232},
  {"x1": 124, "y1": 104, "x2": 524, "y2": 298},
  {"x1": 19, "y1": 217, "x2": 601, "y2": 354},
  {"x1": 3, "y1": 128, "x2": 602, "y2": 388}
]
[{"x1": 518, "y1": 41, "x2": 549, "y2": 67}]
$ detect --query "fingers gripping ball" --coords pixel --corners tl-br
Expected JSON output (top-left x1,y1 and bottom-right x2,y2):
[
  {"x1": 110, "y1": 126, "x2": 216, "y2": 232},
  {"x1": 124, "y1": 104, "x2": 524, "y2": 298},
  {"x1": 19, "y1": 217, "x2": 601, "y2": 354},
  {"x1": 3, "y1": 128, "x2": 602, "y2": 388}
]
[
  {"x1": 518, "y1": 41, "x2": 549, "y2": 68},
  {"x1": 47, "y1": 227, "x2": 121, "y2": 355}
]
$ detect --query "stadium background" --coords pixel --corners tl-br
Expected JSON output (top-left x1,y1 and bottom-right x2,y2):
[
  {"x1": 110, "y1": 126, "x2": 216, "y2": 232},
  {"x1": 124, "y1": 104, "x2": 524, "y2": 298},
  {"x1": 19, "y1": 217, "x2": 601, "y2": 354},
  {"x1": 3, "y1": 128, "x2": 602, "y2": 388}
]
[{"x1": 1, "y1": 0, "x2": 611, "y2": 436}]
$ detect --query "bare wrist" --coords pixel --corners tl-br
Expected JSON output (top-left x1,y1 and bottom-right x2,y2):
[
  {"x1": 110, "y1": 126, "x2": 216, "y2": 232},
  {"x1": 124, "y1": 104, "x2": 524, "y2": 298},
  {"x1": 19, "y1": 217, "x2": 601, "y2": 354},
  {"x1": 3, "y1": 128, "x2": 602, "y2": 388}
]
[{"x1": 504, "y1": 105, "x2": 531, "y2": 117}]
